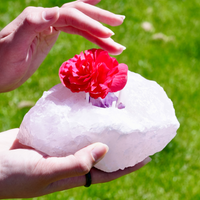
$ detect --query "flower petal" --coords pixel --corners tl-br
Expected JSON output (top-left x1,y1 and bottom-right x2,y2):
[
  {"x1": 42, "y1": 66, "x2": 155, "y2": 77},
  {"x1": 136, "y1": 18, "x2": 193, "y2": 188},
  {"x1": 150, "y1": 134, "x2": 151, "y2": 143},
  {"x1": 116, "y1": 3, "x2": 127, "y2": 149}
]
[
  {"x1": 59, "y1": 49, "x2": 129, "y2": 99},
  {"x1": 110, "y1": 63, "x2": 128, "y2": 92}
]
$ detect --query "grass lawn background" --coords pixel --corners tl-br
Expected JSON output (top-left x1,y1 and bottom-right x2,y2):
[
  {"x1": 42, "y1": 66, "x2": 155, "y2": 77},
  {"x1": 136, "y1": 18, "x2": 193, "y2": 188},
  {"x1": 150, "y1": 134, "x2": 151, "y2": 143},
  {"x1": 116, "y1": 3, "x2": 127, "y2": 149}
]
[{"x1": 0, "y1": 0, "x2": 200, "y2": 199}]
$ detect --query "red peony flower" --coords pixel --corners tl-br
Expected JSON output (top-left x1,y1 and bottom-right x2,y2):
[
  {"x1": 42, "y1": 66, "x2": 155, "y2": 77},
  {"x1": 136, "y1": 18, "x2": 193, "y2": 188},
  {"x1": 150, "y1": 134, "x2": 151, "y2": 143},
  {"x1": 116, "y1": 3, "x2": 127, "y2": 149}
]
[{"x1": 59, "y1": 49, "x2": 128, "y2": 99}]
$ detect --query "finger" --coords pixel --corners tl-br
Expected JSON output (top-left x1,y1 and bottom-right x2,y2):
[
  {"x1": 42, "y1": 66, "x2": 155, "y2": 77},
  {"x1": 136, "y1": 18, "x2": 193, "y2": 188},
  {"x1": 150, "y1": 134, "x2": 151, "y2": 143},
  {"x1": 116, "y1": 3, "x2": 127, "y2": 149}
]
[
  {"x1": 91, "y1": 157, "x2": 152, "y2": 184},
  {"x1": 43, "y1": 157, "x2": 151, "y2": 194},
  {"x1": 0, "y1": 129, "x2": 19, "y2": 151},
  {"x1": 74, "y1": 2, "x2": 125, "y2": 26},
  {"x1": 44, "y1": 175, "x2": 86, "y2": 194},
  {"x1": 76, "y1": 0, "x2": 101, "y2": 5},
  {"x1": 2, "y1": 7, "x2": 60, "y2": 46},
  {"x1": 62, "y1": 1, "x2": 125, "y2": 26},
  {"x1": 57, "y1": 26, "x2": 126, "y2": 55},
  {"x1": 62, "y1": 0, "x2": 101, "y2": 7},
  {"x1": 41, "y1": 143, "x2": 108, "y2": 183},
  {"x1": 54, "y1": 7, "x2": 114, "y2": 38}
]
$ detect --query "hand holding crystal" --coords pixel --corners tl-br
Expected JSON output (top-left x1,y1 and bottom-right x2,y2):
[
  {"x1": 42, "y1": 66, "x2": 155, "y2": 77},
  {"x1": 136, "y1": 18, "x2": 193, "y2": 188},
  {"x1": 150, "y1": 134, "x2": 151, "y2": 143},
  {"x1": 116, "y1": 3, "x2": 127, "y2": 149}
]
[
  {"x1": 0, "y1": 129, "x2": 150, "y2": 199},
  {"x1": 0, "y1": 0, "x2": 125, "y2": 92}
]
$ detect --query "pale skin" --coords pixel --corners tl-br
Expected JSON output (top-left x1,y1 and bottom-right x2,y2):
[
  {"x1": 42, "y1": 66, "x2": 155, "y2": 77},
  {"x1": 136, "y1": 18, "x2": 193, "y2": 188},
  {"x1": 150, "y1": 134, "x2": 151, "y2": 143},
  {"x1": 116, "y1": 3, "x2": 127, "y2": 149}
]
[
  {"x1": 0, "y1": 0, "x2": 151, "y2": 198},
  {"x1": 0, "y1": 0, "x2": 126, "y2": 93}
]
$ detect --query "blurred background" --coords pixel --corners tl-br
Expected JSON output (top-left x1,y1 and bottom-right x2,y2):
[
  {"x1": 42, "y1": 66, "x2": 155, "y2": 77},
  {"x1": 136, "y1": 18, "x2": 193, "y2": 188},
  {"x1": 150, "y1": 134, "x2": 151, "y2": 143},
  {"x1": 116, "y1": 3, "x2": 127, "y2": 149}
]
[{"x1": 0, "y1": 0, "x2": 200, "y2": 199}]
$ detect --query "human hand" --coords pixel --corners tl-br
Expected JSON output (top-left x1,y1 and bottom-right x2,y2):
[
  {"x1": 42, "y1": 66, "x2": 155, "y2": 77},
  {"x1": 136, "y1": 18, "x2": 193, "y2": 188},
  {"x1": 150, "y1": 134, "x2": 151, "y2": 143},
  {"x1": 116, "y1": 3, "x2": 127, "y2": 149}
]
[
  {"x1": 0, "y1": 0, "x2": 126, "y2": 93},
  {"x1": 0, "y1": 129, "x2": 151, "y2": 199}
]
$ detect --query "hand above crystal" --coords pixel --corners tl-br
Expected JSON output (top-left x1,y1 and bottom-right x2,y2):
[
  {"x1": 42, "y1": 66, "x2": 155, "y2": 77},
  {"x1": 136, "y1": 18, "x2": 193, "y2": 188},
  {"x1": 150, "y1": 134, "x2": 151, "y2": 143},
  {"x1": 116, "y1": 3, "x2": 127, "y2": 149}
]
[
  {"x1": 0, "y1": 128, "x2": 151, "y2": 199},
  {"x1": 0, "y1": 0, "x2": 126, "y2": 93}
]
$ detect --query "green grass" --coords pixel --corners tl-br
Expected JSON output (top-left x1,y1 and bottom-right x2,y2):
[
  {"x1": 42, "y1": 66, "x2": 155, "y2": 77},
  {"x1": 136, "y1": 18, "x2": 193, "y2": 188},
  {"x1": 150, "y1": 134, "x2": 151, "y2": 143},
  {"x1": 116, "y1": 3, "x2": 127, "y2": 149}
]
[{"x1": 1, "y1": 0, "x2": 200, "y2": 199}]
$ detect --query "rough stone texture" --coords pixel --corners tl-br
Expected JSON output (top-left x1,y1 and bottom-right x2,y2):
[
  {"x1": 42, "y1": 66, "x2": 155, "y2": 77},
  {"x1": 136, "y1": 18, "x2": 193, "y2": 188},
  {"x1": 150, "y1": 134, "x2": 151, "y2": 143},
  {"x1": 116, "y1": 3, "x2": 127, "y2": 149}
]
[{"x1": 17, "y1": 71, "x2": 180, "y2": 172}]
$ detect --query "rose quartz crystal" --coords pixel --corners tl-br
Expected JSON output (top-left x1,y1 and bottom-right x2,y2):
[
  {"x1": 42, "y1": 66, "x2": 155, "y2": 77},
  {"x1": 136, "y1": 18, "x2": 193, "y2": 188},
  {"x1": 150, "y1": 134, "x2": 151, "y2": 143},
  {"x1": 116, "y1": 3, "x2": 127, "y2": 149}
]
[{"x1": 17, "y1": 71, "x2": 179, "y2": 172}]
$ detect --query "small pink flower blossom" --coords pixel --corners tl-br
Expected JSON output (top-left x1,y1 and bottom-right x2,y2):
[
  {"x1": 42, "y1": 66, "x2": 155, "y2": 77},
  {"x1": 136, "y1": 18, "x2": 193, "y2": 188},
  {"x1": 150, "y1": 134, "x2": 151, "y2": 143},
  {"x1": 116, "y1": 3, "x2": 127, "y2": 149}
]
[{"x1": 59, "y1": 49, "x2": 128, "y2": 99}]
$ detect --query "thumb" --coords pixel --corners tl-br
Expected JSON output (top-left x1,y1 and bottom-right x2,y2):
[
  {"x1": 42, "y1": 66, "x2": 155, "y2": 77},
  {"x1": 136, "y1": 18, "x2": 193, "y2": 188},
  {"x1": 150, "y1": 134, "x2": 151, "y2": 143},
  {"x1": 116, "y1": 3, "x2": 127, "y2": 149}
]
[
  {"x1": 24, "y1": 6, "x2": 59, "y2": 33},
  {"x1": 10, "y1": 7, "x2": 59, "y2": 46},
  {"x1": 42, "y1": 143, "x2": 109, "y2": 183},
  {"x1": 42, "y1": 7, "x2": 60, "y2": 25}
]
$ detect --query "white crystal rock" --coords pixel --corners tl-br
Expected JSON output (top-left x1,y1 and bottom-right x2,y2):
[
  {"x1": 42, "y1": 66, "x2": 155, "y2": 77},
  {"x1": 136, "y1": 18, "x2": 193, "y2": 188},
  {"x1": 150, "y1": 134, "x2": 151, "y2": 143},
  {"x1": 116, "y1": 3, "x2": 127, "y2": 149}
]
[{"x1": 17, "y1": 71, "x2": 179, "y2": 172}]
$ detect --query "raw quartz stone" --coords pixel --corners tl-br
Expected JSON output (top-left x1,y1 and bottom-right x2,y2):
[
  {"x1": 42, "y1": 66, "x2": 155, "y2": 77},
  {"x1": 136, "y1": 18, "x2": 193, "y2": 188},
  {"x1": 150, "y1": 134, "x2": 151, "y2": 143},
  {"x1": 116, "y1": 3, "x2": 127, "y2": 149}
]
[{"x1": 17, "y1": 71, "x2": 180, "y2": 172}]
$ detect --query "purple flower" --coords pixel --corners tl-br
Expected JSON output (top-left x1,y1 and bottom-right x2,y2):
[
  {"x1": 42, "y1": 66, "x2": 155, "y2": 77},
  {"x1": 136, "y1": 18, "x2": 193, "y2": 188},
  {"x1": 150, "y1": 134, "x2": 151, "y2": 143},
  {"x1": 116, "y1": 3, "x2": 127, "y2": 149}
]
[{"x1": 89, "y1": 92, "x2": 125, "y2": 109}]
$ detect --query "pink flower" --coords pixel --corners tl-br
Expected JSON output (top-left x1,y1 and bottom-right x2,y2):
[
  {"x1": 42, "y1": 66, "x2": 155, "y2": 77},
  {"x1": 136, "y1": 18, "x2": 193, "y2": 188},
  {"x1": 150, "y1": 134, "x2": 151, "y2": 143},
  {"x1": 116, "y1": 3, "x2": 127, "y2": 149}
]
[{"x1": 59, "y1": 49, "x2": 128, "y2": 99}]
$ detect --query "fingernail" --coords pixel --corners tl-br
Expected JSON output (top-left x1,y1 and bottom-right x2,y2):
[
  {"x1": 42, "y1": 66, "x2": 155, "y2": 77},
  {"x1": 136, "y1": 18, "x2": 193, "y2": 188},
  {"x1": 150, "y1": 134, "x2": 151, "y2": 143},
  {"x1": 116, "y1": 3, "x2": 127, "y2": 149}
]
[
  {"x1": 118, "y1": 15, "x2": 126, "y2": 21},
  {"x1": 118, "y1": 44, "x2": 126, "y2": 51},
  {"x1": 42, "y1": 7, "x2": 59, "y2": 21},
  {"x1": 104, "y1": 27, "x2": 115, "y2": 36},
  {"x1": 110, "y1": 43, "x2": 127, "y2": 55},
  {"x1": 121, "y1": 45, "x2": 126, "y2": 51},
  {"x1": 91, "y1": 143, "x2": 109, "y2": 163},
  {"x1": 110, "y1": 31, "x2": 115, "y2": 36}
]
